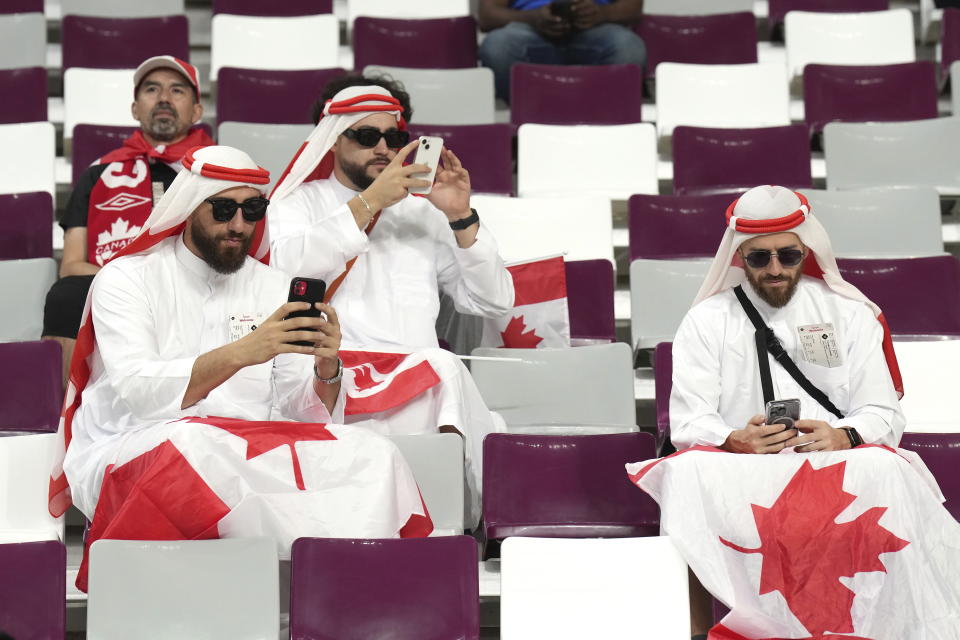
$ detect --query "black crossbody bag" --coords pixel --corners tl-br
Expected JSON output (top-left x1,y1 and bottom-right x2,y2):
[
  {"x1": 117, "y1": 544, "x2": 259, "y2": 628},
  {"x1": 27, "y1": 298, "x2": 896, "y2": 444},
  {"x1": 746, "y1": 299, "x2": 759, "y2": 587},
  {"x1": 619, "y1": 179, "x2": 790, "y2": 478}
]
[{"x1": 733, "y1": 285, "x2": 845, "y2": 420}]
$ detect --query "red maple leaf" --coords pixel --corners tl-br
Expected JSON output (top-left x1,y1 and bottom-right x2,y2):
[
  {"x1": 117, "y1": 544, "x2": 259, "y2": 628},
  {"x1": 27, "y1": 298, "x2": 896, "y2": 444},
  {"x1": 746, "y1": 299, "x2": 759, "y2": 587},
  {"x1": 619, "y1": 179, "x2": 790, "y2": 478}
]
[
  {"x1": 351, "y1": 364, "x2": 379, "y2": 391},
  {"x1": 719, "y1": 460, "x2": 909, "y2": 637},
  {"x1": 500, "y1": 315, "x2": 543, "y2": 348},
  {"x1": 186, "y1": 416, "x2": 335, "y2": 491}
]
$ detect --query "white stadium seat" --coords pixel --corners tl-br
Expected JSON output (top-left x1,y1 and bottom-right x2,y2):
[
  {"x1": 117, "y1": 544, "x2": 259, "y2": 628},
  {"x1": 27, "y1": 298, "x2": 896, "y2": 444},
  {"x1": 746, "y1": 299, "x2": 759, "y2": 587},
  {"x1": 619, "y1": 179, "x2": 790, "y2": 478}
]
[
  {"x1": 643, "y1": 0, "x2": 753, "y2": 15},
  {"x1": 0, "y1": 258, "x2": 57, "y2": 342},
  {"x1": 60, "y1": 0, "x2": 184, "y2": 17},
  {"x1": 953, "y1": 62, "x2": 960, "y2": 116},
  {"x1": 0, "y1": 13, "x2": 46, "y2": 70},
  {"x1": 0, "y1": 122, "x2": 55, "y2": 198},
  {"x1": 387, "y1": 433, "x2": 465, "y2": 535},
  {"x1": 63, "y1": 68, "x2": 139, "y2": 140},
  {"x1": 630, "y1": 258, "x2": 711, "y2": 350},
  {"x1": 0, "y1": 434, "x2": 64, "y2": 544},
  {"x1": 217, "y1": 122, "x2": 313, "y2": 192},
  {"x1": 894, "y1": 338, "x2": 960, "y2": 433},
  {"x1": 363, "y1": 66, "x2": 495, "y2": 125}
]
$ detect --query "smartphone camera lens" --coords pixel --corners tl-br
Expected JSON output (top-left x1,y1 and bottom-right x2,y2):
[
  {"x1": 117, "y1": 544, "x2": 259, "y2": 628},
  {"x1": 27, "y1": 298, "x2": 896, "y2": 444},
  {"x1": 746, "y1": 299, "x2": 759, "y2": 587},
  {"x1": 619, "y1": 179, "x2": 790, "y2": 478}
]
[{"x1": 294, "y1": 281, "x2": 307, "y2": 296}]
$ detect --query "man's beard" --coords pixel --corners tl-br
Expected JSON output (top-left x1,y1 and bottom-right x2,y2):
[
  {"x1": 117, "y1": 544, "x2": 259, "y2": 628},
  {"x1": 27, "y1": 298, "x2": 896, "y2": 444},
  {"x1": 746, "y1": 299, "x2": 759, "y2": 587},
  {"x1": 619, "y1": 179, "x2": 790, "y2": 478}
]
[
  {"x1": 339, "y1": 155, "x2": 389, "y2": 190},
  {"x1": 744, "y1": 267, "x2": 802, "y2": 308},
  {"x1": 190, "y1": 223, "x2": 251, "y2": 274},
  {"x1": 144, "y1": 102, "x2": 185, "y2": 142}
]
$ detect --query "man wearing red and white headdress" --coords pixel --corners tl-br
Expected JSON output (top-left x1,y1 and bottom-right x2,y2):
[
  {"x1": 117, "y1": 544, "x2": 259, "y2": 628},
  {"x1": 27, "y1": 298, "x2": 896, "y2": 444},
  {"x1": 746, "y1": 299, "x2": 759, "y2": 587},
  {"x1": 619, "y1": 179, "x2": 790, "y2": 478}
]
[
  {"x1": 626, "y1": 186, "x2": 960, "y2": 639},
  {"x1": 56, "y1": 145, "x2": 431, "y2": 591}
]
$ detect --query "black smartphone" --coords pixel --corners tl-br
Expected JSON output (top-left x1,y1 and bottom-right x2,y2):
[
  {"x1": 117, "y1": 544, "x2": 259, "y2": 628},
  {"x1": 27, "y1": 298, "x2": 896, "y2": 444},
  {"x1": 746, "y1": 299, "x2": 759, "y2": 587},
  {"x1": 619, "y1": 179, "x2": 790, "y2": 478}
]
[
  {"x1": 765, "y1": 398, "x2": 800, "y2": 431},
  {"x1": 286, "y1": 277, "x2": 326, "y2": 348}
]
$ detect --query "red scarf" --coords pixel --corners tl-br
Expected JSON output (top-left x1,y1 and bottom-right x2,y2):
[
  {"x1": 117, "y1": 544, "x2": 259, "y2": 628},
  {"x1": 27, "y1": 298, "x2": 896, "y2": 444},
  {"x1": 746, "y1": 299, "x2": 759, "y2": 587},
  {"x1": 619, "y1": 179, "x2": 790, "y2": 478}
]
[{"x1": 86, "y1": 128, "x2": 214, "y2": 266}]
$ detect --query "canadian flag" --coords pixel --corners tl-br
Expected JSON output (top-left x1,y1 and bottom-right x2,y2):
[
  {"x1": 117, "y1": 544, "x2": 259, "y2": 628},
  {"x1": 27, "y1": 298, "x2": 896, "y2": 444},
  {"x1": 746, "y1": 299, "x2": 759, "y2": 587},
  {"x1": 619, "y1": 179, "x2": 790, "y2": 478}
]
[
  {"x1": 481, "y1": 255, "x2": 571, "y2": 349},
  {"x1": 626, "y1": 446, "x2": 960, "y2": 639},
  {"x1": 340, "y1": 350, "x2": 442, "y2": 416}
]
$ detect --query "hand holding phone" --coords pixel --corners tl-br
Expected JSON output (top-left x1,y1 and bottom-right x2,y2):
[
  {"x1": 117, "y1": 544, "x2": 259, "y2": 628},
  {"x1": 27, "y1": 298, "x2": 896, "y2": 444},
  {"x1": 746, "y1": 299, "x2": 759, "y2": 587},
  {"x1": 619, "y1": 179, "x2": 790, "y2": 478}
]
[
  {"x1": 765, "y1": 398, "x2": 800, "y2": 431},
  {"x1": 408, "y1": 136, "x2": 444, "y2": 195},
  {"x1": 285, "y1": 277, "x2": 327, "y2": 347}
]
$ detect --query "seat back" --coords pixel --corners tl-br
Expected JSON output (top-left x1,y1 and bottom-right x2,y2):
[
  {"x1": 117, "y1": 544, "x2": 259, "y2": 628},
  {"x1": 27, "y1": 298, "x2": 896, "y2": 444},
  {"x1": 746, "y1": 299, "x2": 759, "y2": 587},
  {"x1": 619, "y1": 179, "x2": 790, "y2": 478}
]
[
  {"x1": 290, "y1": 536, "x2": 479, "y2": 640},
  {"x1": 643, "y1": 0, "x2": 752, "y2": 15},
  {"x1": 471, "y1": 344, "x2": 636, "y2": 433},
  {"x1": 0, "y1": 341, "x2": 61, "y2": 434},
  {"x1": 628, "y1": 192, "x2": 731, "y2": 261},
  {"x1": 0, "y1": 434, "x2": 63, "y2": 541},
  {"x1": 88, "y1": 537, "x2": 279, "y2": 639},
  {"x1": 500, "y1": 537, "x2": 689, "y2": 639},
  {"x1": 892, "y1": 338, "x2": 960, "y2": 433},
  {"x1": 898, "y1": 432, "x2": 960, "y2": 520},
  {"x1": 944, "y1": 9, "x2": 960, "y2": 71},
  {"x1": 785, "y1": 9, "x2": 915, "y2": 79},
  {"x1": 0, "y1": 0, "x2": 42, "y2": 11},
  {"x1": 387, "y1": 433, "x2": 465, "y2": 534},
  {"x1": 801, "y1": 187, "x2": 943, "y2": 257},
  {"x1": 348, "y1": 0, "x2": 470, "y2": 26},
  {"x1": 408, "y1": 124, "x2": 513, "y2": 195},
  {"x1": 0, "y1": 541, "x2": 65, "y2": 638},
  {"x1": 212, "y1": 0, "x2": 332, "y2": 14},
  {"x1": 510, "y1": 63, "x2": 643, "y2": 126},
  {"x1": 768, "y1": 0, "x2": 889, "y2": 30},
  {"x1": 655, "y1": 63, "x2": 790, "y2": 138},
  {"x1": 0, "y1": 67, "x2": 46, "y2": 123},
  {"x1": 630, "y1": 258, "x2": 711, "y2": 350},
  {"x1": 0, "y1": 122, "x2": 55, "y2": 197},
  {"x1": 654, "y1": 341, "x2": 673, "y2": 455},
  {"x1": 0, "y1": 13, "x2": 46, "y2": 69},
  {"x1": 217, "y1": 122, "x2": 313, "y2": 192},
  {"x1": 566, "y1": 259, "x2": 616, "y2": 343},
  {"x1": 803, "y1": 62, "x2": 939, "y2": 133},
  {"x1": 211, "y1": 14, "x2": 340, "y2": 80},
  {"x1": 469, "y1": 194, "x2": 614, "y2": 264},
  {"x1": 517, "y1": 122, "x2": 657, "y2": 198},
  {"x1": 837, "y1": 256, "x2": 960, "y2": 334},
  {"x1": 823, "y1": 118, "x2": 960, "y2": 192},
  {"x1": 0, "y1": 258, "x2": 57, "y2": 341},
  {"x1": 483, "y1": 433, "x2": 659, "y2": 540},
  {"x1": 216, "y1": 67, "x2": 346, "y2": 125},
  {"x1": 954, "y1": 62, "x2": 960, "y2": 116},
  {"x1": 63, "y1": 68, "x2": 140, "y2": 140},
  {"x1": 637, "y1": 12, "x2": 757, "y2": 72},
  {"x1": 61, "y1": 0, "x2": 184, "y2": 16},
  {"x1": 363, "y1": 66, "x2": 495, "y2": 125},
  {"x1": 62, "y1": 15, "x2": 189, "y2": 70},
  {"x1": 354, "y1": 16, "x2": 478, "y2": 70},
  {"x1": 0, "y1": 191, "x2": 53, "y2": 259},
  {"x1": 672, "y1": 125, "x2": 812, "y2": 196}
]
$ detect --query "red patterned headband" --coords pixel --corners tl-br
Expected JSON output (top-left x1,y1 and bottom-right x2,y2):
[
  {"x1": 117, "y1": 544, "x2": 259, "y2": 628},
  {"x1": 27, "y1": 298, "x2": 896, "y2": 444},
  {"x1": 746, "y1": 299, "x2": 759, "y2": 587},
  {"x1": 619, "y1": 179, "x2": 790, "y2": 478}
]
[
  {"x1": 182, "y1": 147, "x2": 270, "y2": 185},
  {"x1": 725, "y1": 190, "x2": 810, "y2": 234},
  {"x1": 325, "y1": 93, "x2": 403, "y2": 116}
]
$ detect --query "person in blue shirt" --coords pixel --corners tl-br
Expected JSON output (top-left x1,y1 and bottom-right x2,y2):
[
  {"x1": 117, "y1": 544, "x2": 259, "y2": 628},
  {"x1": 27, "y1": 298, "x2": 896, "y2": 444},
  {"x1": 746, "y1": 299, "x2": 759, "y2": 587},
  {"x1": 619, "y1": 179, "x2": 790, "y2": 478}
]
[{"x1": 478, "y1": 0, "x2": 645, "y2": 102}]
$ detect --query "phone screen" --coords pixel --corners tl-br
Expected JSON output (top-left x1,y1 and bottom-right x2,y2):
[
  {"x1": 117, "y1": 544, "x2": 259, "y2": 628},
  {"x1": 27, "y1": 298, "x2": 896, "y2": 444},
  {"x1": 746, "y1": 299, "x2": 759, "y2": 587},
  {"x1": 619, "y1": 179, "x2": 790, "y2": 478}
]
[{"x1": 286, "y1": 277, "x2": 326, "y2": 347}]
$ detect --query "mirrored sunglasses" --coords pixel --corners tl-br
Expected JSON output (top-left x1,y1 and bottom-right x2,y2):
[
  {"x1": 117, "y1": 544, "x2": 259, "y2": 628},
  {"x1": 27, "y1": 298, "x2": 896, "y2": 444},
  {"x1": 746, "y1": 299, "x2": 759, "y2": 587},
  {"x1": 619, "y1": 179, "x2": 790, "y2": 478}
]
[
  {"x1": 341, "y1": 127, "x2": 409, "y2": 149},
  {"x1": 204, "y1": 197, "x2": 270, "y2": 223},
  {"x1": 743, "y1": 248, "x2": 804, "y2": 269}
]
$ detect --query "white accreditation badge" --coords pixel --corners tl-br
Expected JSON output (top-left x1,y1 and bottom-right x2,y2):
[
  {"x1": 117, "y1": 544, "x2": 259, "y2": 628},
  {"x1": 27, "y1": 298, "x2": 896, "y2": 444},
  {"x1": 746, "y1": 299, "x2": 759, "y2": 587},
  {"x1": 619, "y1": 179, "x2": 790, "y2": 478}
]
[
  {"x1": 229, "y1": 312, "x2": 266, "y2": 342},
  {"x1": 796, "y1": 323, "x2": 842, "y2": 368}
]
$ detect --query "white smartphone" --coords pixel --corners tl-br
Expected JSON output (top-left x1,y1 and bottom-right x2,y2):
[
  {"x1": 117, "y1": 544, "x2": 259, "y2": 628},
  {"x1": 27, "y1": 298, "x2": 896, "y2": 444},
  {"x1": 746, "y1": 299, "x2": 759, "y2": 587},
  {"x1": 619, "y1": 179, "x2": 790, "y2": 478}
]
[{"x1": 409, "y1": 136, "x2": 444, "y2": 195}]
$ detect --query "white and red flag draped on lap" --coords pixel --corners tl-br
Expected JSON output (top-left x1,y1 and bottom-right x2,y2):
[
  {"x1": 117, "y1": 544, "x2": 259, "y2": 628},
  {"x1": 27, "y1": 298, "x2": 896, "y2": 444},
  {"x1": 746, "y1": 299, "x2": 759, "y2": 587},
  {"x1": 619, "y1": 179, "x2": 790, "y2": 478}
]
[
  {"x1": 480, "y1": 255, "x2": 570, "y2": 349},
  {"x1": 626, "y1": 446, "x2": 960, "y2": 639},
  {"x1": 339, "y1": 350, "x2": 442, "y2": 416}
]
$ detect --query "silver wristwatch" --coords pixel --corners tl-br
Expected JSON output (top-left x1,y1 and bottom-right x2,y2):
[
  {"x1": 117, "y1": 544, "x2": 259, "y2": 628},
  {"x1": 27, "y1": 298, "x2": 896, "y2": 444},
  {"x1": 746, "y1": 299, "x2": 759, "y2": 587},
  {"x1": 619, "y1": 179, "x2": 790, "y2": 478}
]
[{"x1": 314, "y1": 357, "x2": 343, "y2": 384}]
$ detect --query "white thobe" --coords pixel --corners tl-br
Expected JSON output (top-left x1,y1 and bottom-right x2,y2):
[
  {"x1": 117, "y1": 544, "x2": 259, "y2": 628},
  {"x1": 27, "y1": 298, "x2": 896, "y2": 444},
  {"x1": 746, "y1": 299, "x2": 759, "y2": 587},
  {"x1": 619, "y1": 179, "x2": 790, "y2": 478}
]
[
  {"x1": 670, "y1": 277, "x2": 905, "y2": 450},
  {"x1": 268, "y1": 176, "x2": 514, "y2": 350}
]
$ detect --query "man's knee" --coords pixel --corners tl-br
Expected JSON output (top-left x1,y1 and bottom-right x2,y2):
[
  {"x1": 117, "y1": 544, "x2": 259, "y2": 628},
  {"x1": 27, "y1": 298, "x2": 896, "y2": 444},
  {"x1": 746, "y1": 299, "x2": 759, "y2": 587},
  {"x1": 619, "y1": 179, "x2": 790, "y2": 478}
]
[
  {"x1": 43, "y1": 275, "x2": 94, "y2": 339},
  {"x1": 480, "y1": 21, "x2": 555, "y2": 66}
]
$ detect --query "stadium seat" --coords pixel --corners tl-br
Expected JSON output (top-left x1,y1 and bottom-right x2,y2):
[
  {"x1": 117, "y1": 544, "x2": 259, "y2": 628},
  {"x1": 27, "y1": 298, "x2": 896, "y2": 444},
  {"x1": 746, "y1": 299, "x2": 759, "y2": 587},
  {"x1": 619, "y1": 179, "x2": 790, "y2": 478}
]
[
  {"x1": 655, "y1": 63, "x2": 790, "y2": 138},
  {"x1": 211, "y1": 14, "x2": 340, "y2": 81},
  {"x1": 636, "y1": 12, "x2": 757, "y2": 73},
  {"x1": 643, "y1": 0, "x2": 752, "y2": 15},
  {"x1": 628, "y1": 193, "x2": 731, "y2": 261},
  {"x1": 60, "y1": 0, "x2": 184, "y2": 16},
  {"x1": 0, "y1": 0, "x2": 42, "y2": 12},
  {"x1": 363, "y1": 65, "x2": 495, "y2": 125},
  {"x1": 387, "y1": 433, "x2": 465, "y2": 535},
  {"x1": 954, "y1": 62, "x2": 960, "y2": 114},
  {"x1": 63, "y1": 69, "x2": 140, "y2": 140},
  {"x1": 654, "y1": 341, "x2": 673, "y2": 454},
  {"x1": 510, "y1": 63, "x2": 643, "y2": 126},
  {"x1": 0, "y1": 67, "x2": 47, "y2": 124},
  {"x1": 0, "y1": 541, "x2": 65, "y2": 638},
  {"x1": 0, "y1": 341, "x2": 60, "y2": 434},
  {"x1": 803, "y1": 62, "x2": 939, "y2": 134},
  {"x1": 353, "y1": 16, "x2": 478, "y2": 71},
  {"x1": 0, "y1": 191, "x2": 53, "y2": 259},
  {"x1": 898, "y1": 432, "x2": 960, "y2": 521},
  {"x1": 823, "y1": 118, "x2": 960, "y2": 193},
  {"x1": 0, "y1": 13, "x2": 45, "y2": 70},
  {"x1": 471, "y1": 344, "x2": 636, "y2": 434},
  {"x1": 408, "y1": 123, "x2": 513, "y2": 195},
  {"x1": 217, "y1": 122, "x2": 313, "y2": 192},
  {"x1": 88, "y1": 538, "x2": 279, "y2": 639},
  {"x1": 800, "y1": 187, "x2": 944, "y2": 258},
  {"x1": 347, "y1": 0, "x2": 470, "y2": 27},
  {"x1": 630, "y1": 258, "x2": 711, "y2": 350},
  {"x1": 291, "y1": 536, "x2": 479, "y2": 640},
  {"x1": 468, "y1": 194, "x2": 614, "y2": 264},
  {"x1": 0, "y1": 258, "x2": 57, "y2": 341},
  {"x1": 212, "y1": 0, "x2": 332, "y2": 14},
  {"x1": 566, "y1": 259, "x2": 616, "y2": 344},
  {"x1": 837, "y1": 256, "x2": 960, "y2": 335},
  {"x1": 943, "y1": 9, "x2": 959, "y2": 74},
  {"x1": 500, "y1": 537, "x2": 689, "y2": 639},
  {"x1": 0, "y1": 122, "x2": 55, "y2": 197},
  {"x1": 672, "y1": 125, "x2": 813, "y2": 196},
  {"x1": 893, "y1": 338, "x2": 960, "y2": 433},
  {"x1": 767, "y1": 0, "x2": 889, "y2": 33},
  {"x1": 0, "y1": 434, "x2": 64, "y2": 542},
  {"x1": 61, "y1": 15, "x2": 189, "y2": 70},
  {"x1": 517, "y1": 122, "x2": 657, "y2": 198},
  {"x1": 216, "y1": 67, "x2": 346, "y2": 126},
  {"x1": 784, "y1": 9, "x2": 915, "y2": 80},
  {"x1": 483, "y1": 433, "x2": 659, "y2": 542}
]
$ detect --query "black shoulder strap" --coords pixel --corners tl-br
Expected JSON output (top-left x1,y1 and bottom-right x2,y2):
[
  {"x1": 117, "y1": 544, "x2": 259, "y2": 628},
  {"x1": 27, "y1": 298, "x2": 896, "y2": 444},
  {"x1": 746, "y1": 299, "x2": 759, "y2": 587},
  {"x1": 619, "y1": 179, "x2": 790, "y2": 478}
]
[{"x1": 733, "y1": 285, "x2": 845, "y2": 419}]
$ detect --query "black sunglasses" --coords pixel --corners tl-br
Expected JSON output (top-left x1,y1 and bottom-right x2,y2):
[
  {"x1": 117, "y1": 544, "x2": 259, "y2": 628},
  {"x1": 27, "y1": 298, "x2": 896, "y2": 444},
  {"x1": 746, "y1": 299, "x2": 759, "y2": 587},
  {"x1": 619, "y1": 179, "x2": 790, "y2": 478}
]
[
  {"x1": 341, "y1": 127, "x2": 409, "y2": 149},
  {"x1": 743, "y1": 248, "x2": 804, "y2": 269},
  {"x1": 204, "y1": 197, "x2": 270, "y2": 223}
]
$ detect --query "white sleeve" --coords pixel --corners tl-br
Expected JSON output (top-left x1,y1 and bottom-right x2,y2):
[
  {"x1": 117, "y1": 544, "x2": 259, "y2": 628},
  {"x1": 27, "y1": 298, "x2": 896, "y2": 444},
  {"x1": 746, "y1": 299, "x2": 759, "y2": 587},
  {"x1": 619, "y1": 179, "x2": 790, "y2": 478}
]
[
  {"x1": 829, "y1": 305, "x2": 905, "y2": 446},
  {"x1": 669, "y1": 309, "x2": 736, "y2": 450},
  {"x1": 268, "y1": 189, "x2": 369, "y2": 279},
  {"x1": 90, "y1": 264, "x2": 197, "y2": 422},
  {"x1": 271, "y1": 352, "x2": 346, "y2": 424},
  {"x1": 436, "y1": 221, "x2": 515, "y2": 318}
]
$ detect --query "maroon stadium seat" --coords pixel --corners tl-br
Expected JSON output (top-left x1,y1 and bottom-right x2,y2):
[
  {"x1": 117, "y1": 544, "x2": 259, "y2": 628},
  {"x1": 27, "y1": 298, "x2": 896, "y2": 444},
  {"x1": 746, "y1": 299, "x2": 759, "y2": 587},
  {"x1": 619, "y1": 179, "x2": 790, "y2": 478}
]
[
  {"x1": 61, "y1": 15, "x2": 189, "y2": 71},
  {"x1": 510, "y1": 63, "x2": 643, "y2": 126},
  {"x1": 767, "y1": 0, "x2": 888, "y2": 32},
  {"x1": 628, "y1": 192, "x2": 732, "y2": 261},
  {"x1": 566, "y1": 259, "x2": 616, "y2": 343},
  {"x1": 0, "y1": 0, "x2": 42, "y2": 11},
  {"x1": 899, "y1": 433, "x2": 960, "y2": 521},
  {"x1": 0, "y1": 341, "x2": 61, "y2": 433},
  {"x1": 217, "y1": 67, "x2": 347, "y2": 125},
  {"x1": 653, "y1": 341, "x2": 673, "y2": 455},
  {"x1": 636, "y1": 12, "x2": 757, "y2": 73},
  {"x1": 408, "y1": 123, "x2": 513, "y2": 195},
  {"x1": 212, "y1": 0, "x2": 332, "y2": 15},
  {"x1": 944, "y1": 9, "x2": 960, "y2": 76},
  {"x1": 0, "y1": 67, "x2": 47, "y2": 124},
  {"x1": 353, "y1": 16, "x2": 479, "y2": 71},
  {"x1": 0, "y1": 192, "x2": 53, "y2": 260},
  {"x1": 0, "y1": 541, "x2": 66, "y2": 638}
]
